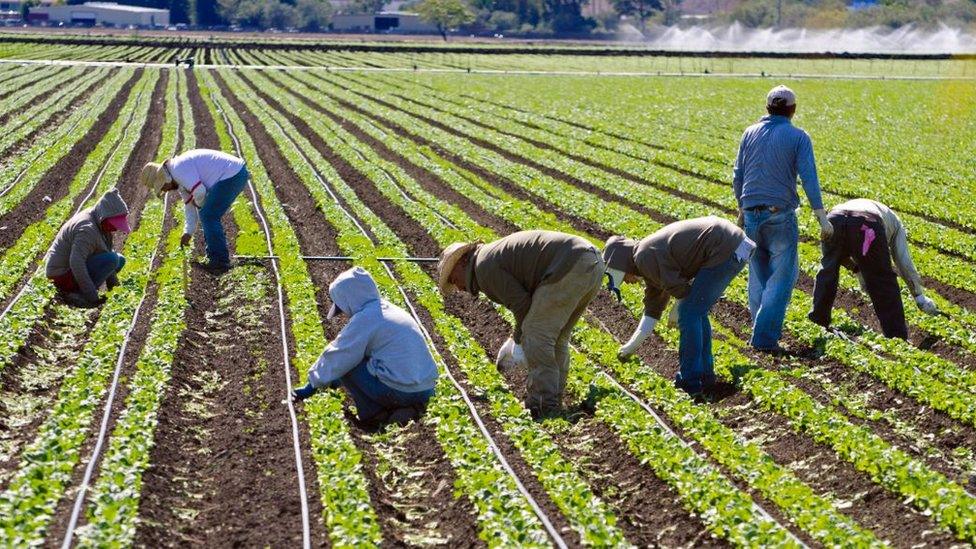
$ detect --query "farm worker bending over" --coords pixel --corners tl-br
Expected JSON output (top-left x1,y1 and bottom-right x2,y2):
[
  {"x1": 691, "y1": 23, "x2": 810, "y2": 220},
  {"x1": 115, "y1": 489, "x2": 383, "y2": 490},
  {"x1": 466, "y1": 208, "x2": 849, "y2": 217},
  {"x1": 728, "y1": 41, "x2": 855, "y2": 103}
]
[
  {"x1": 808, "y1": 199, "x2": 939, "y2": 339},
  {"x1": 45, "y1": 189, "x2": 130, "y2": 308},
  {"x1": 438, "y1": 230, "x2": 604, "y2": 418},
  {"x1": 733, "y1": 85, "x2": 832, "y2": 354},
  {"x1": 140, "y1": 149, "x2": 248, "y2": 274},
  {"x1": 291, "y1": 267, "x2": 438, "y2": 428},
  {"x1": 604, "y1": 216, "x2": 755, "y2": 398}
]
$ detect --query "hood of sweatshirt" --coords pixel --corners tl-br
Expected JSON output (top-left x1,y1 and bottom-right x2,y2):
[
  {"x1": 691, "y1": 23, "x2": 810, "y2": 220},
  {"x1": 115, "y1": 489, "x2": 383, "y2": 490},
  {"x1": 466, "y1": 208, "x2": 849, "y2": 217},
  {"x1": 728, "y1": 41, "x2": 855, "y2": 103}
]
[
  {"x1": 92, "y1": 189, "x2": 129, "y2": 224},
  {"x1": 328, "y1": 267, "x2": 381, "y2": 317}
]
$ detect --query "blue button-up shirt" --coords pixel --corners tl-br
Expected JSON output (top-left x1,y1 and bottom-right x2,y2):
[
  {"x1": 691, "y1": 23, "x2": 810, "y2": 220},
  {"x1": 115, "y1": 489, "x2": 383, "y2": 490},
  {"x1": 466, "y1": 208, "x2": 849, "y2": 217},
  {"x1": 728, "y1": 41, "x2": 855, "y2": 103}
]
[{"x1": 732, "y1": 115, "x2": 824, "y2": 211}]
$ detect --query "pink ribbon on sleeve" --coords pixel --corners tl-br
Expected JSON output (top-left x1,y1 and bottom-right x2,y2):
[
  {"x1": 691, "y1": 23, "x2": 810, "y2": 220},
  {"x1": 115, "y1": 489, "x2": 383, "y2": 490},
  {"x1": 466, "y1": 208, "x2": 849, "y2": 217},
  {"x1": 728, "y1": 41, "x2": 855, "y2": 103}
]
[{"x1": 860, "y1": 224, "x2": 876, "y2": 256}]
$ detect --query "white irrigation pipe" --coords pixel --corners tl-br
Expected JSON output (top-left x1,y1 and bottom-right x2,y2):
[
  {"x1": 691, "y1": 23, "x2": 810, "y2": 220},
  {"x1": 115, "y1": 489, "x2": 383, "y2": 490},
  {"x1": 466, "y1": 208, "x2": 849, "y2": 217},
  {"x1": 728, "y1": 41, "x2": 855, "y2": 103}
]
[
  {"x1": 262, "y1": 108, "x2": 570, "y2": 549},
  {"x1": 0, "y1": 82, "x2": 150, "y2": 326},
  {"x1": 0, "y1": 57, "x2": 974, "y2": 81},
  {"x1": 212, "y1": 94, "x2": 313, "y2": 549},
  {"x1": 61, "y1": 194, "x2": 170, "y2": 549}
]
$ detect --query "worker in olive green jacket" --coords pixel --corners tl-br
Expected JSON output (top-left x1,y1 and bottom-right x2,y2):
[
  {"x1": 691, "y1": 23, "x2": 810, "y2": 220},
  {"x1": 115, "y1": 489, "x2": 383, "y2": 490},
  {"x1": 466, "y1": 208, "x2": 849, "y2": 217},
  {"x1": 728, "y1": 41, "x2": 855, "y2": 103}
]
[
  {"x1": 603, "y1": 216, "x2": 754, "y2": 397},
  {"x1": 438, "y1": 231, "x2": 604, "y2": 418}
]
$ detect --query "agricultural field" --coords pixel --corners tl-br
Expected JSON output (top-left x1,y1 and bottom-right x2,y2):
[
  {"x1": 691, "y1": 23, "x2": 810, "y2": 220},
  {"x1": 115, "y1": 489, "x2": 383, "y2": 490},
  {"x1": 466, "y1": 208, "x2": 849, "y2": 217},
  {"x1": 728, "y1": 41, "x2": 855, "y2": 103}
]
[{"x1": 0, "y1": 38, "x2": 975, "y2": 548}]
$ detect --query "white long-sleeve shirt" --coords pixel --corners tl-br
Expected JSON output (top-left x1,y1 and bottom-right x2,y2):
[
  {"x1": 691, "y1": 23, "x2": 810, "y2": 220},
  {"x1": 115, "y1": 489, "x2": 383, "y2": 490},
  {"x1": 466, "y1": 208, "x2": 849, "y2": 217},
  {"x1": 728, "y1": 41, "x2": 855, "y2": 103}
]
[
  {"x1": 832, "y1": 198, "x2": 926, "y2": 297},
  {"x1": 165, "y1": 149, "x2": 245, "y2": 235}
]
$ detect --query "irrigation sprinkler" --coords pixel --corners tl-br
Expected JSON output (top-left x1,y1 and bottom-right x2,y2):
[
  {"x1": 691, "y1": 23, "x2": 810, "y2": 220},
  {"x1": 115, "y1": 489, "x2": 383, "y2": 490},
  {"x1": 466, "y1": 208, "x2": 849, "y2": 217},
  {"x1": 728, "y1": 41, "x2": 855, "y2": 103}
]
[{"x1": 234, "y1": 254, "x2": 440, "y2": 263}]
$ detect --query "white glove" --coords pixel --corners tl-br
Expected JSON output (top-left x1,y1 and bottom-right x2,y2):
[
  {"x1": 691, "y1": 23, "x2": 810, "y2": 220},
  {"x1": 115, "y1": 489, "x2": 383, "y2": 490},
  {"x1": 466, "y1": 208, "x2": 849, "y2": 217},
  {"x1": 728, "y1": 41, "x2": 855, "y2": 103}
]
[
  {"x1": 618, "y1": 315, "x2": 658, "y2": 359},
  {"x1": 667, "y1": 299, "x2": 683, "y2": 328},
  {"x1": 915, "y1": 294, "x2": 939, "y2": 315},
  {"x1": 814, "y1": 209, "x2": 834, "y2": 241},
  {"x1": 511, "y1": 342, "x2": 527, "y2": 368},
  {"x1": 495, "y1": 337, "x2": 519, "y2": 371}
]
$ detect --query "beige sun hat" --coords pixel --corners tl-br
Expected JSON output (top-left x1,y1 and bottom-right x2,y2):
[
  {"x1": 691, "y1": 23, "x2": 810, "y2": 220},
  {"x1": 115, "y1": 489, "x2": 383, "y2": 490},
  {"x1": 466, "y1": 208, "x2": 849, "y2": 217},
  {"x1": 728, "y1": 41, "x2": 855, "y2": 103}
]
[
  {"x1": 437, "y1": 242, "x2": 478, "y2": 295},
  {"x1": 140, "y1": 162, "x2": 171, "y2": 197}
]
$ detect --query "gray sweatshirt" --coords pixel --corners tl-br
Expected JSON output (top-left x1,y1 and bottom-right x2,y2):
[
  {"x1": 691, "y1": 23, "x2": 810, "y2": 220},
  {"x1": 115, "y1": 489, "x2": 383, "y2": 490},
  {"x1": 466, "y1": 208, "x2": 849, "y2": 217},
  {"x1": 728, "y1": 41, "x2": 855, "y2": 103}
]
[
  {"x1": 307, "y1": 267, "x2": 439, "y2": 393},
  {"x1": 45, "y1": 189, "x2": 128, "y2": 301}
]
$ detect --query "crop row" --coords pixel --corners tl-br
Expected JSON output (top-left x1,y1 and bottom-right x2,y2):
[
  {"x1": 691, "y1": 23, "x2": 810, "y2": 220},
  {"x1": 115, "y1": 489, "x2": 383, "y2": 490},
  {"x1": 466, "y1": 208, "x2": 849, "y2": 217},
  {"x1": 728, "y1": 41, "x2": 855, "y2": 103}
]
[
  {"x1": 264, "y1": 67, "x2": 976, "y2": 542},
  {"x1": 230, "y1": 66, "x2": 823, "y2": 546},
  {"x1": 0, "y1": 68, "x2": 150, "y2": 387},
  {"x1": 323, "y1": 71, "x2": 976, "y2": 420},
  {"x1": 0, "y1": 69, "x2": 169, "y2": 544}
]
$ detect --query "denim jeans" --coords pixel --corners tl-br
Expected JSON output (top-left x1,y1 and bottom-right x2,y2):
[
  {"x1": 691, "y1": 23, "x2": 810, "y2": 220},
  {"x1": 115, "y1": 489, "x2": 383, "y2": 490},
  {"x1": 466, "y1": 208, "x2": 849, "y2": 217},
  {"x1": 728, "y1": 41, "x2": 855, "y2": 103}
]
[
  {"x1": 339, "y1": 359, "x2": 435, "y2": 422},
  {"x1": 199, "y1": 166, "x2": 248, "y2": 266},
  {"x1": 675, "y1": 253, "x2": 748, "y2": 393},
  {"x1": 51, "y1": 251, "x2": 126, "y2": 293},
  {"x1": 744, "y1": 208, "x2": 799, "y2": 349}
]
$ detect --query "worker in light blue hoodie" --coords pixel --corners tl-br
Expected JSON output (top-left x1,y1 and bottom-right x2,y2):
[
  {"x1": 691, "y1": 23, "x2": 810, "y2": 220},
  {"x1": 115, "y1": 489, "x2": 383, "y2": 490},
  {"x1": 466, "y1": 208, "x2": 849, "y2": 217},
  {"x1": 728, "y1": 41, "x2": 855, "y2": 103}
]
[{"x1": 291, "y1": 267, "x2": 439, "y2": 428}]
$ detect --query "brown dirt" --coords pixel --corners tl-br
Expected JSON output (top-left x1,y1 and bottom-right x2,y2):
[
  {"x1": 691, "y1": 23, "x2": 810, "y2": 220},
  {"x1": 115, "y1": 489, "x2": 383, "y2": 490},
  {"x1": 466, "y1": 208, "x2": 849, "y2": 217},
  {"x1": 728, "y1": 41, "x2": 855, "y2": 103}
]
[
  {"x1": 586, "y1": 291, "x2": 960, "y2": 547},
  {"x1": 0, "y1": 69, "x2": 142, "y2": 255},
  {"x1": 0, "y1": 69, "x2": 87, "y2": 129},
  {"x1": 246, "y1": 69, "x2": 745, "y2": 543},
  {"x1": 42, "y1": 70, "x2": 173, "y2": 544},
  {"x1": 213, "y1": 69, "x2": 484, "y2": 547}
]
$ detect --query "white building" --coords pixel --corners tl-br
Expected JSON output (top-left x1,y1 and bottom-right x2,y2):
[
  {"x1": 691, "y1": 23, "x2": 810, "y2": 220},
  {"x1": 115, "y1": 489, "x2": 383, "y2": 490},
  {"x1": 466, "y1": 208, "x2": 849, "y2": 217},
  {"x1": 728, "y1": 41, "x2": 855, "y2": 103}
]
[
  {"x1": 330, "y1": 12, "x2": 437, "y2": 33},
  {"x1": 28, "y1": 2, "x2": 169, "y2": 27}
]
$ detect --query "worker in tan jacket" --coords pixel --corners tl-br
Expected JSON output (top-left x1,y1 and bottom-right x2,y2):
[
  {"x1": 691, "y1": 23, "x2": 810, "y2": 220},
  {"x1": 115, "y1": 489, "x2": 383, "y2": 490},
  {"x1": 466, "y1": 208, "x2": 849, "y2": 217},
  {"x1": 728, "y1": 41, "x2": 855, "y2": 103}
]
[
  {"x1": 808, "y1": 198, "x2": 939, "y2": 339},
  {"x1": 604, "y1": 216, "x2": 754, "y2": 397},
  {"x1": 45, "y1": 189, "x2": 130, "y2": 308},
  {"x1": 438, "y1": 230, "x2": 604, "y2": 417}
]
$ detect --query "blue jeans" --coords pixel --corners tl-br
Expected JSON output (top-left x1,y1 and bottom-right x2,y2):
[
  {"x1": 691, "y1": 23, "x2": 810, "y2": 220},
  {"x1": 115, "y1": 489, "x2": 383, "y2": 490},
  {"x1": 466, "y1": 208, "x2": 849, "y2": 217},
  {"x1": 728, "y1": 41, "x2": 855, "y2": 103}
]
[
  {"x1": 338, "y1": 359, "x2": 435, "y2": 422},
  {"x1": 88, "y1": 252, "x2": 125, "y2": 289},
  {"x1": 744, "y1": 208, "x2": 799, "y2": 349},
  {"x1": 675, "y1": 253, "x2": 748, "y2": 393},
  {"x1": 199, "y1": 166, "x2": 248, "y2": 265}
]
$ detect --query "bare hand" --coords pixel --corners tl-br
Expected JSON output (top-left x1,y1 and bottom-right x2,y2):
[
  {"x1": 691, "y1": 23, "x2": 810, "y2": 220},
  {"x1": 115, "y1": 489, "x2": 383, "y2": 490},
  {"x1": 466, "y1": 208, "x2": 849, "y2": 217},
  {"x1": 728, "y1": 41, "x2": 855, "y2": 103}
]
[{"x1": 180, "y1": 233, "x2": 192, "y2": 248}]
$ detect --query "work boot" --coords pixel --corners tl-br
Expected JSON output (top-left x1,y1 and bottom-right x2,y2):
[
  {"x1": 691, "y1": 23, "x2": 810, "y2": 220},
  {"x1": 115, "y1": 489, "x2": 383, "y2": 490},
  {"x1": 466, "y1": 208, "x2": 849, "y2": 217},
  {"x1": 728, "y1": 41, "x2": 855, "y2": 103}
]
[
  {"x1": 387, "y1": 406, "x2": 421, "y2": 426},
  {"x1": 199, "y1": 260, "x2": 232, "y2": 275}
]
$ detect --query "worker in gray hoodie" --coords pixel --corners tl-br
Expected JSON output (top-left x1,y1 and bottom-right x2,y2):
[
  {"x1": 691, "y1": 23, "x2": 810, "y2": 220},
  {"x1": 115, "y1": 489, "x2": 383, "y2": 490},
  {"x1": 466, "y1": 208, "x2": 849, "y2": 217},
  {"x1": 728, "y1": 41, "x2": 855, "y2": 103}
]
[
  {"x1": 291, "y1": 267, "x2": 439, "y2": 428},
  {"x1": 45, "y1": 189, "x2": 130, "y2": 308}
]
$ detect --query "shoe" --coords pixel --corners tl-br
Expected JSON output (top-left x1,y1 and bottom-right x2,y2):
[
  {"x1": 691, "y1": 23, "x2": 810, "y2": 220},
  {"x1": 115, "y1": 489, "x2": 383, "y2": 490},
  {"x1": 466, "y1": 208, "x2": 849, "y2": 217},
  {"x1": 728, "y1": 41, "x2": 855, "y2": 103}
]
[
  {"x1": 387, "y1": 406, "x2": 421, "y2": 426},
  {"x1": 754, "y1": 345, "x2": 790, "y2": 356},
  {"x1": 200, "y1": 261, "x2": 232, "y2": 275},
  {"x1": 528, "y1": 404, "x2": 562, "y2": 421}
]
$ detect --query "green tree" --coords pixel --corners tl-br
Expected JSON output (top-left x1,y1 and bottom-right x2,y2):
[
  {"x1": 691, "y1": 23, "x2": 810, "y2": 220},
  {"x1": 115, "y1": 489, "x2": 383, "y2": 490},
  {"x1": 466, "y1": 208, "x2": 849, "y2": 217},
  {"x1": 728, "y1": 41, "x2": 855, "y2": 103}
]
[
  {"x1": 296, "y1": 0, "x2": 332, "y2": 30},
  {"x1": 195, "y1": 0, "x2": 223, "y2": 26},
  {"x1": 415, "y1": 0, "x2": 475, "y2": 39},
  {"x1": 612, "y1": 0, "x2": 660, "y2": 31}
]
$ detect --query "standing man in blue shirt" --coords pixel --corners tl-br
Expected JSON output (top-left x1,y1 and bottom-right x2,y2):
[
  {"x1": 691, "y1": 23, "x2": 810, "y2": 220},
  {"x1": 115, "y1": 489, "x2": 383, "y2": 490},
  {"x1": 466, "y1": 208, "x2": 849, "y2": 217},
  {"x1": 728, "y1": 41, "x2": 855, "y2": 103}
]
[{"x1": 732, "y1": 85, "x2": 833, "y2": 353}]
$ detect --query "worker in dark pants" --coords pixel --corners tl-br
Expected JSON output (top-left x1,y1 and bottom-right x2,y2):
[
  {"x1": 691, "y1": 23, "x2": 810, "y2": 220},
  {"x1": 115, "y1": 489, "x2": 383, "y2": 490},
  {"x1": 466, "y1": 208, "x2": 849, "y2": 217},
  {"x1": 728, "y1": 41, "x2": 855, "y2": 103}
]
[{"x1": 808, "y1": 199, "x2": 939, "y2": 339}]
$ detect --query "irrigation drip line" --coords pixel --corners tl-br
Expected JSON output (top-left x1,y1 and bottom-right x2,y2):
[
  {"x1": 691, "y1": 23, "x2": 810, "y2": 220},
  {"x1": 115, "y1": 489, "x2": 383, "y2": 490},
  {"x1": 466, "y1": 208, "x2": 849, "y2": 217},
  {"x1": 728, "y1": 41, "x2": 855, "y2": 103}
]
[
  {"x1": 234, "y1": 254, "x2": 439, "y2": 263},
  {"x1": 213, "y1": 94, "x2": 313, "y2": 549},
  {"x1": 1, "y1": 58, "x2": 974, "y2": 81},
  {"x1": 61, "y1": 194, "x2": 170, "y2": 549},
  {"x1": 0, "y1": 81, "x2": 150, "y2": 327},
  {"x1": 262, "y1": 108, "x2": 570, "y2": 548}
]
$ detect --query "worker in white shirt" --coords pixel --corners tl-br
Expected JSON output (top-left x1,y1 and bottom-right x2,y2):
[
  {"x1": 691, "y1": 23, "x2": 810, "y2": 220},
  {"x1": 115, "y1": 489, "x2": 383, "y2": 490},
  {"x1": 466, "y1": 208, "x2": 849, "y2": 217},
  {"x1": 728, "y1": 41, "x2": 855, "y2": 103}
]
[
  {"x1": 141, "y1": 149, "x2": 248, "y2": 274},
  {"x1": 808, "y1": 198, "x2": 940, "y2": 339}
]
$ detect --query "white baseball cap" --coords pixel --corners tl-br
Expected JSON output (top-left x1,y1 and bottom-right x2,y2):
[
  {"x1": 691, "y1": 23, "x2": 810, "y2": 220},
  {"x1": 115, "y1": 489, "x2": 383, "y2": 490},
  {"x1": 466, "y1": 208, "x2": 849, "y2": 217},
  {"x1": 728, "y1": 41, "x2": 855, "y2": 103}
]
[{"x1": 766, "y1": 85, "x2": 796, "y2": 108}]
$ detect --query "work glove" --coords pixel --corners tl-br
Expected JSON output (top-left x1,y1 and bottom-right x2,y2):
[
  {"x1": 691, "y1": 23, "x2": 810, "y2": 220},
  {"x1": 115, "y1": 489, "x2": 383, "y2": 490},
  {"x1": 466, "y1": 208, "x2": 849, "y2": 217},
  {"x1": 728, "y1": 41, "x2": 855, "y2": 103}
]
[
  {"x1": 814, "y1": 209, "x2": 834, "y2": 241},
  {"x1": 915, "y1": 294, "x2": 939, "y2": 315},
  {"x1": 106, "y1": 276, "x2": 119, "y2": 291},
  {"x1": 291, "y1": 382, "x2": 317, "y2": 402},
  {"x1": 667, "y1": 299, "x2": 683, "y2": 329},
  {"x1": 618, "y1": 315, "x2": 658, "y2": 360},
  {"x1": 180, "y1": 233, "x2": 192, "y2": 248},
  {"x1": 496, "y1": 337, "x2": 527, "y2": 371},
  {"x1": 736, "y1": 208, "x2": 745, "y2": 228}
]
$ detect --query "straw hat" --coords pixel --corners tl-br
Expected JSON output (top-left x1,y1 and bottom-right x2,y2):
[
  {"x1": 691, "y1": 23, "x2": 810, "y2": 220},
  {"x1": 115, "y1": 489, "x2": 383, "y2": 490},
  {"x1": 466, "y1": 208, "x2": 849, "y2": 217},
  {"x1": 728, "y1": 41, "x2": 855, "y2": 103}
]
[
  {"x1": 140, "y1": 162, "x2": 171, "y2": 197},
  {"x1": 437, "y1": 242, "x2": 478, "y2": 295}
]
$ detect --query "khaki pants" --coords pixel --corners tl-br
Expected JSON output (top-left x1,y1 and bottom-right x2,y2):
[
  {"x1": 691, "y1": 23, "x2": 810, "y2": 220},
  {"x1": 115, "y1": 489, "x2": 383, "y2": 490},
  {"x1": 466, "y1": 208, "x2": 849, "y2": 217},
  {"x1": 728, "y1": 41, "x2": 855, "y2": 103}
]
[{"x1": 522, "y1": 248, "x2": 604, "y2": 412}]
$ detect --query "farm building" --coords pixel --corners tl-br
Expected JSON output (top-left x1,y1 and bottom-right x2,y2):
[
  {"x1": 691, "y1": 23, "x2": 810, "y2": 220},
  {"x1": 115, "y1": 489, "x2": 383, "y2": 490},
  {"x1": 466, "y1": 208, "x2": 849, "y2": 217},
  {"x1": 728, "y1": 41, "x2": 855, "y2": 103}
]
[
  {"x1": 330, "y1": 12, "x2": 437, "y2": 33},
  {"x1": 27, "y1": 2, "x2": 168, "y2": 27}
]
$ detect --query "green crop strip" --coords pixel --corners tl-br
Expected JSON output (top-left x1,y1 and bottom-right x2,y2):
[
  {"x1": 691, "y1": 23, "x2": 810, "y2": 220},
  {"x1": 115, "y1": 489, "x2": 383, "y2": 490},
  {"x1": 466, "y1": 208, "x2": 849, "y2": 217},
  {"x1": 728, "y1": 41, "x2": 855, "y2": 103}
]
[
  {"x1": 70, "y1": 68, "x2": 189, "y2": 548},
  {"x1": 215, "y1": 67, "x2": 560, "y2": 547},
  {"x1": 267, "y1": 68, "x2": 976, "y2": 543},
  {"x1": 257, "y1": 68, "x2": 881, "y2": 547},
  {"x1": 199, "y1": 69, "x2": 384, "y2": 547},
  {"x1": 231, "y1": 66, "x2": 808, "y2": 546},
  {"x1": 0, "y1": 69, "x2": 152, "y2": 388},
  {"x1": 317, "y1": 73, "x2": 976, "y2": 430},
  {"x1": 0, "y1": 73, "x2": 169, "y2": 544}
]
